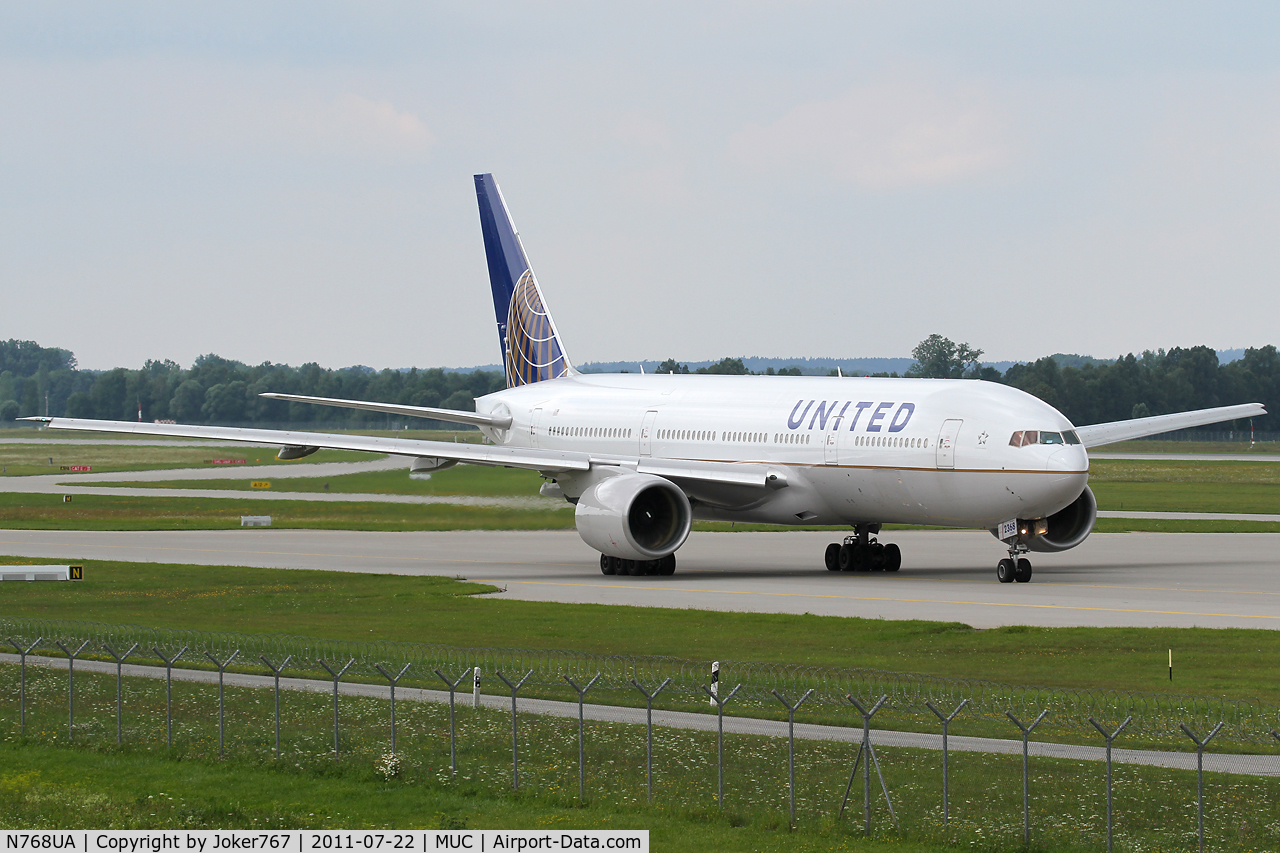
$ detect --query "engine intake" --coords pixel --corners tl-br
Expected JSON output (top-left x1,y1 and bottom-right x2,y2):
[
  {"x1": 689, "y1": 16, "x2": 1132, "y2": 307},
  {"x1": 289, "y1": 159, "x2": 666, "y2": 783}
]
[
  {"x1": 575, "y1": 473, "x2": 692, "y2": 560},
  {"x1": 1022, "y1": 485, "x2": 1097, "y2": 552}
]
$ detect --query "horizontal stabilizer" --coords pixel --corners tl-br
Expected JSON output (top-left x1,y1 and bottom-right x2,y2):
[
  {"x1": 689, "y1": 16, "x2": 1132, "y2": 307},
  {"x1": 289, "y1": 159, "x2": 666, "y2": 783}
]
[
  {"x1": 1076, "y1": 403, "x2": 1267, "y2": 448},
  {"x1": 258, "y1": 393, "x2": 512, "y2": 429}
]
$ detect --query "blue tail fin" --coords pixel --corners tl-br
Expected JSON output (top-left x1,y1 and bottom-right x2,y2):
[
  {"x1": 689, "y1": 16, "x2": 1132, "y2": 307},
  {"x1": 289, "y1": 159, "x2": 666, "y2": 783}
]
[{"x1": 474, "y1": 174, "x2": 573, "y2": 387}]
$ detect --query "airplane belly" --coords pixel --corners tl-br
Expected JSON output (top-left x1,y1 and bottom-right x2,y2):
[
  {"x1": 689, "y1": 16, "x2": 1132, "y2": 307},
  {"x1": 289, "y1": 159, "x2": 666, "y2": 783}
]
[{"x1": 810, "y1": 467, "x2": 1089, "y2": 527}]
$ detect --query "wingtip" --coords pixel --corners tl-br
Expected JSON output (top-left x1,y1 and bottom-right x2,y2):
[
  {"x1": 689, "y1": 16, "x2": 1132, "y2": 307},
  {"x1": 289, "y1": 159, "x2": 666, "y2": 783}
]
[{"x1": 18, "y1": 416, "x2": 51, "y2": 423}]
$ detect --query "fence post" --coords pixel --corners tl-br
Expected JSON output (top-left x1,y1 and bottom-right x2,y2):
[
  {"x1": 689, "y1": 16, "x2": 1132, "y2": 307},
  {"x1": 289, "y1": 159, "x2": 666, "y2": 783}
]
[
  {"x1": 631, "y1": 677, "x2": 671, "y2": 803},
  {"x1": 925, "y1": 698, "x2": 969, "y2": 826},
  {"x1": 7, "y1": 637, "x2": 41, "y2": 736},
  {"x1": 153, "y1": 646, "x2": 187, "y2": 747},
  {"x1": 260, "y1": 655, "x2": 292, "y2": 759},
  {"x1": 204, "y1": 651, "x2": 239, "y2": 759},
  {"x1": 496, "y1": 670, "x2": 533, "y2": 790},
  {"x1": 435, "y1": 669, "x2": 470, "y2": 778},
  {"x1": 103, "y1": 643, "x2": 138, "y2": 745},
  {"x1": 563, "y1": 673, "x2": 601, "y2": 802},
  {"x1": 374, "y1": 663, "x2": 412, "y2": 755},
  {"x1": 1180, "y1": 721, "x2": 1224, "y2": 853},
  {"x1": 317, "y1": 658, "x2": 355, "y2": 761},
  {"x1": 472, "y1": 666, "x2": 481, "y2": 708},
  {"x1": 699, "y1": 682, "x2": 742, "y2": 808},
  {"x1": 1089, "y1": 716, "x2": 1132, "y2": 853},
  {"x1": 54, "y1": 640, "x2": 90, "y2": 743},
  {"x1": 1006, "y1": 709, "x2": 1049, "y2": 846},
  {"x1": 839, "y1": 695, "x2": 894, "y2": 835},
  {"x1": 771, "y1": 688, "x2": 814, "y2": 829}
]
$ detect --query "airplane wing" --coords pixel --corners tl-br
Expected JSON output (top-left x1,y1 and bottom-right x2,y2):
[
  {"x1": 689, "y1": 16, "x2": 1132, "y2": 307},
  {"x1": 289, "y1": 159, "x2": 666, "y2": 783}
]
[
  {"x1": 23, "y1": 417, "x2": 589, "y2": 473},
  {"x1": 1075, "y1": 403, "x2": 1266, "y2": 448},
  {"x1": 20, "y1": 416, "x2": 781, "y2": 488},
  {"x1": 257, "y1": 393, "x2": 512, "y2": 430}
]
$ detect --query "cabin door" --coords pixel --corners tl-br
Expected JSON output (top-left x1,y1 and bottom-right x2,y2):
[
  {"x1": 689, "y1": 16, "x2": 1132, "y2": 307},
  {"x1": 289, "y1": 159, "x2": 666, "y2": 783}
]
[
  {"x1": 936, "y1": 419, "x2": 963, "y2": 469},
  {"x1": 529, "y1": 408, "x2": 542, "y2": 448},
  {"x1": 639, "y1": 410, "x2": 658, "y2": 457}
]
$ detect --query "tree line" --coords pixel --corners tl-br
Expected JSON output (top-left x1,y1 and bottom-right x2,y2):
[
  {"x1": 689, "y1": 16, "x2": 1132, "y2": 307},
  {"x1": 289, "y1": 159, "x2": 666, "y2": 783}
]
[{"x1": 1, "y1": 338, "x2": 1275, "y2": 432}]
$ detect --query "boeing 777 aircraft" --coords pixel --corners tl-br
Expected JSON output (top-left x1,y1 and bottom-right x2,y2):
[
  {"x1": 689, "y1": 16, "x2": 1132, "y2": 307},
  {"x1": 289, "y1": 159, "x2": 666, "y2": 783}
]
[{"x1": 27, "y1": 174, "x2": 1266, "y2": 582}]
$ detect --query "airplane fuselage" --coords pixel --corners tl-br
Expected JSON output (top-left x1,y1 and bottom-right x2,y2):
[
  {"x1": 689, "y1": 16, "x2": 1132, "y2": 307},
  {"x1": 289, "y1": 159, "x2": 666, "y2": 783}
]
[{"x1": 477, "y1": 373, "x2": 1090, "y2": 530}]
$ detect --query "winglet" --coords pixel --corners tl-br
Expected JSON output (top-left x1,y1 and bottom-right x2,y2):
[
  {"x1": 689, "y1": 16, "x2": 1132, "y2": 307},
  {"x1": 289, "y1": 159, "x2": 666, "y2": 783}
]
[{"x1": 474, "y1": 174, "x2": 573, "y2": 387}]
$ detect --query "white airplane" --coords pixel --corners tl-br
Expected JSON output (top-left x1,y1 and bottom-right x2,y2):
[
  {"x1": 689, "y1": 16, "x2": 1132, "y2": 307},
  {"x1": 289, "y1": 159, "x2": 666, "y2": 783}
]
[{"x1": 27, "y1": 174, "x2": 1266, "y2": 583}]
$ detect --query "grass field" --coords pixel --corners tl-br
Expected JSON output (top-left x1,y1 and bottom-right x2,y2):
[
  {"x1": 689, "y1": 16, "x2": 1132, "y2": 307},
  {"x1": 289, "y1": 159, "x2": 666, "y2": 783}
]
[
  {"x1": 4, "y1": 666, "x2": 1277, "y2": 851},
  {"x1": 1094, "y1": 440, "x2": 1278, "y2": 454},
  {"x1": 0, "y1": 444, "x2": 374, "y2": 476},
  {"x1": 23, "y1": 457, "x2": 1275, "y2": 535},
  {"x1": 94, "y1": 465, "x2": 550, "y2": 497},
  {"x1": 0, "y1": 493, "x2": 572, "y2": 531},
  {"x1": 4, "y1": 556, "x2": 1280, "y2": 707},
  {"x1": 92, "y1": 459, "x2": 1280, "y2": 515}
]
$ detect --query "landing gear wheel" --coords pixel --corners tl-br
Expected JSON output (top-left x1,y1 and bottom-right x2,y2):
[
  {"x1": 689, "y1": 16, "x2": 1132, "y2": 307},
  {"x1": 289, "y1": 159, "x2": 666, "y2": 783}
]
[
  {"x1": 884, "y1": 543, "x2": 902, "y2": 572},
  {"x1": 616, "y1": 559, "x2": 633, "y2": 576},
  {"x1": 868, "y1": 543, "x2": 887, "y2": 572},
  {"x1": 837, "y1": 544, "x2": 855, "y2": 571},
  {"x1": 1014, "y1": 558, "x2": 1033, "y2": 583},
  {"x1": 600, "y1": 554, "x2": 616, "y2": 576},
  {"x1": 825, "y1": 543, "x2": 841, "y2": 572},
  {"x1": 852, "y1": 545, "x2": 870, "y2": 572},
  {"x1": 996, "y1": 558, "x2": 1015, "y2": 583},
  {"x1": 659, "y1": 554, "x2": 677, "y2": 575}
]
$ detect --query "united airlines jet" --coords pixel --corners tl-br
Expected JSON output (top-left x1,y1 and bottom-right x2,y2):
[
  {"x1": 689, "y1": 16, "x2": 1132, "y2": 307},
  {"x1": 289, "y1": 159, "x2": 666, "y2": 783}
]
[{"x1": 27, "y1": 175, "x2": 1266, "y2": 582}]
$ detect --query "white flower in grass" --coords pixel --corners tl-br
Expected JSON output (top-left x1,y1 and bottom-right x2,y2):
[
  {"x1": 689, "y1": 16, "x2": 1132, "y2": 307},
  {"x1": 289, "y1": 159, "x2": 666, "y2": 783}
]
[{"x1": 375, "y1": 750, "x2": 402, "y2": 780}]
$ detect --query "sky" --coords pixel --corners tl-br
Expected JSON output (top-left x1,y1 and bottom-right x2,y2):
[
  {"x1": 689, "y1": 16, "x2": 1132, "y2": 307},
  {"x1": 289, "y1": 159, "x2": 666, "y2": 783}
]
[{"x1": 2, "y1": 2, "x2": 1278, "y2": 371}]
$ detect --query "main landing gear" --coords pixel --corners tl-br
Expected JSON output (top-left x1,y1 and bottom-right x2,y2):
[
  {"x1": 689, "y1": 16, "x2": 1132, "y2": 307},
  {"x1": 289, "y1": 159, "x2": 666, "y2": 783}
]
[
  {"x1": 997, "y1": 544, "x2": 1033, "y2": 583},
  {"x1": 823, "y1": 523, "x2": 901, "y2": 573},
  {"x1": 600, "y1": 553, "x2": 676, "y2": 576}
]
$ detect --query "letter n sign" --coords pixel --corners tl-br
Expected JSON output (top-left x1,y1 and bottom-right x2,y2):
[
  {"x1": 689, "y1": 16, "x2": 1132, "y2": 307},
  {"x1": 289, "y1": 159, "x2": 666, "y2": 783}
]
[{"x1": 69, "y1": 565, "x2": 83, "y2": 580}]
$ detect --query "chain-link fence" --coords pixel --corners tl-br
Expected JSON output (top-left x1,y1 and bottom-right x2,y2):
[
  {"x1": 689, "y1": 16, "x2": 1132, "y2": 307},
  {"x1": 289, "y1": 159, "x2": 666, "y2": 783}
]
[{"x1": 5, "y1": 617, "x2": 1280, "y2": 849}]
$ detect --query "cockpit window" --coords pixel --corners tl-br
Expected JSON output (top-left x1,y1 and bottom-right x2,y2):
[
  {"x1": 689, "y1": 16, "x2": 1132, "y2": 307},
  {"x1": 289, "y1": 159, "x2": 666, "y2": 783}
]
[{"x1": 1010, "y1": 429, "x2": 1080, "y2": 447}]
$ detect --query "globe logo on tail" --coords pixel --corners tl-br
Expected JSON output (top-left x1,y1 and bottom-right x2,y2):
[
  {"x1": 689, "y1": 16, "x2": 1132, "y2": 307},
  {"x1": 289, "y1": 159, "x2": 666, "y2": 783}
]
[{"x1": 505, "y1": 269, "x2": 569, "y2": 387}]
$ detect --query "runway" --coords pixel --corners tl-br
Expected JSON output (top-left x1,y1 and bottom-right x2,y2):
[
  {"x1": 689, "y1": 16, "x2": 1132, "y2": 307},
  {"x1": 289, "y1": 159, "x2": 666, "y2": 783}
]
[{"x1": 2, "y1": 528, "x2": 1279, "y2": 630}]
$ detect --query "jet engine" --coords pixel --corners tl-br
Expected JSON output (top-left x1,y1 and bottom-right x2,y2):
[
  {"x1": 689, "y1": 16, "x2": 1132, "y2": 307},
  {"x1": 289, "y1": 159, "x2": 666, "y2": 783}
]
[
  {"x1": 1019, "y1": 485, "x2": 1097, "y2": 552},
  {"x1": 575, "y1": 473, "x2": 692, "y2": 561}
]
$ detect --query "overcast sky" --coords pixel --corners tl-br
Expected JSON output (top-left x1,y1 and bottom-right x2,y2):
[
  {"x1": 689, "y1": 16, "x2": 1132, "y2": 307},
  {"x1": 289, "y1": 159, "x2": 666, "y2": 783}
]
[{"x1": 3, "y1": 3, "x2": 1278, "y2": 371}]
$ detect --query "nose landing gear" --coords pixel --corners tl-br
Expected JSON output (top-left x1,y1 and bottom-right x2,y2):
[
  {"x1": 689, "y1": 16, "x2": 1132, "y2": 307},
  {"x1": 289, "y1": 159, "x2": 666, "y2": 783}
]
[{"x1": 823, "y1": 523, "x2": 901, "y2": 573}]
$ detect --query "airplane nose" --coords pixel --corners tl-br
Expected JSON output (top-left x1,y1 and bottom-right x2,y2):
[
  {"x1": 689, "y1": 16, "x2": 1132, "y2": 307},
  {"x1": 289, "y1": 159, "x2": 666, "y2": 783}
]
[{"x1": 1047, "y1": 446, "x2": 1087, "y2": 471}]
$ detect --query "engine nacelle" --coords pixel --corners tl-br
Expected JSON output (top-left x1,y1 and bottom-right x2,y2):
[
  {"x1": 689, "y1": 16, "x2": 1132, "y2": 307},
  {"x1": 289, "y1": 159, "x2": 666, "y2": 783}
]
[
  {"x1": 575, "y1": 473, "x2": 692, "y2": 560},
  {"x1": 1020, "y1": 485, "x2": 1097, "y2": 552},
  {"x1": 277, "y1": 445, "x2": 319, "y2": 460}
]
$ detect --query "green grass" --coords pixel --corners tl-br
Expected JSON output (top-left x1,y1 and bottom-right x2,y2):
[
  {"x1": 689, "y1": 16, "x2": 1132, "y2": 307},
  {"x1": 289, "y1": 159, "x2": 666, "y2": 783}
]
[
  {"x1": 1088, "y1": 460, "x2": 1280, "y2": 514},
  {"x1": 3, "y1": 667, "x2": 1278, "y2": 850},
  {"x1": 0, "y1": 493, "x2": 573, "y2": 531},
  {"x1": 94, "y1": 465, "x2": 548, "y2": 497},
  {"x1": 1094, "y1": 440, "x2": 1279, "y2": 454},
  {"x1": 5, "y1": 557, "x2": 1280, "y2": 706},
  {"x1": 0, "y1": 444, "x2": 373, "y2": 476}
]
